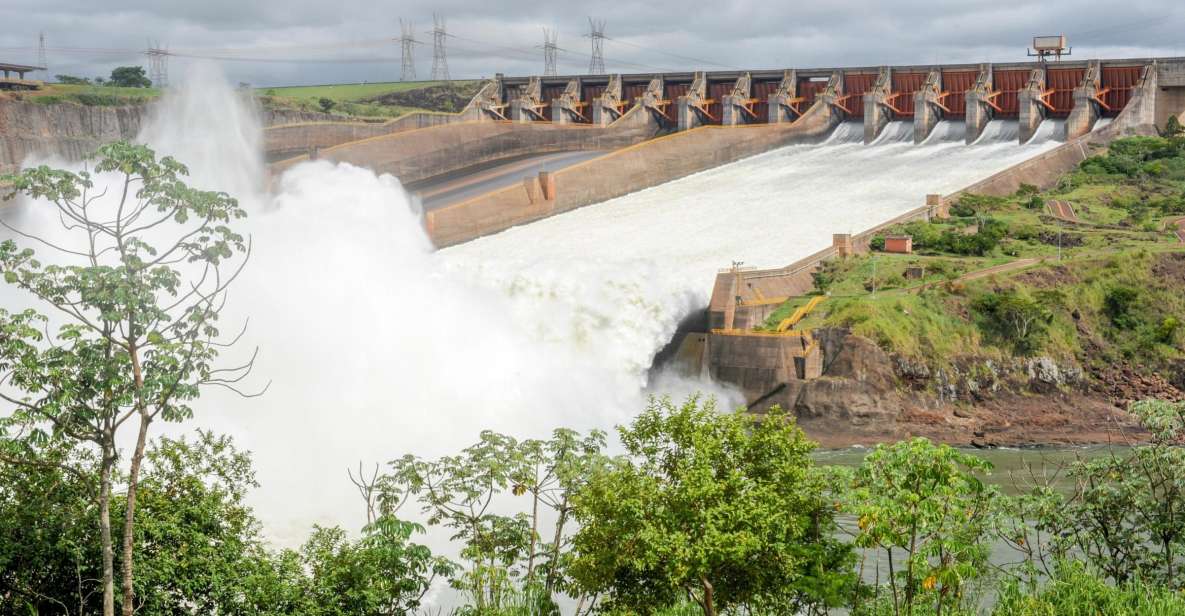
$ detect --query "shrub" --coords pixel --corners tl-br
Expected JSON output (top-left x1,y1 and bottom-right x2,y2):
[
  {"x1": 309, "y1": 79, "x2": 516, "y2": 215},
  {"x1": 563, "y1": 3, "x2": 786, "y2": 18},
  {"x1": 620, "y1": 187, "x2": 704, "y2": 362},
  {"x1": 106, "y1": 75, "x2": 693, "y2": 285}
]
[
  {"x1": 1104, "y1": 286, "x2": 1142, "y2": 330},
  {"x1": 318, "y1": 97, "x2": 336, "y2": 112},
  {"x1": 972, "y1": 289, "x2": 1052, "y2": 354}
]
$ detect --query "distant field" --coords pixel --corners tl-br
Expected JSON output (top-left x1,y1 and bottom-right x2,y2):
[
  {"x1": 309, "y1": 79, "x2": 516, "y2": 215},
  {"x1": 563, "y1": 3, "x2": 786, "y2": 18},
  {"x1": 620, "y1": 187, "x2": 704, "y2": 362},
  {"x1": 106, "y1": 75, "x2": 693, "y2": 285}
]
[
  {"x1": 11, "y1": 79, "x2": 481, "y2": 120},
  {"x1": 20, "y1": 83, "x2": 163, "y2": 106},
  {"x1": 257, "y1": 80, "x2": 481, "y2": 119},
  {"x1": 257, "y1": 81, "x2": 452, "y2": 101}
]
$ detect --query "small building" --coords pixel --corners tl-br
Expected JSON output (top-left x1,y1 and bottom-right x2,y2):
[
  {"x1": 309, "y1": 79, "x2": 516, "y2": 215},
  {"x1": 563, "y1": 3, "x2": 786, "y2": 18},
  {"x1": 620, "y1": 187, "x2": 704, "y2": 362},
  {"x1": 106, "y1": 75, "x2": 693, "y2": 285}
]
[
  {"x1": 884, "y1": 235, "x2": 913, "y2": 254},
  {"x1": 904, "y1": 265, "x2": 926, "y2": 279}
]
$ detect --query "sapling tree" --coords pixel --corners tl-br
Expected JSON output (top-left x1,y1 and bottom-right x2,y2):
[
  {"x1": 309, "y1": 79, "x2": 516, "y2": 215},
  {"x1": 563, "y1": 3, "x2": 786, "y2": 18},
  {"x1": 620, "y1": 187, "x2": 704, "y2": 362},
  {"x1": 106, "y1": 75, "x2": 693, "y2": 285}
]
[
  {"x1": 846, "y1": 438, "x2": 997, "y2": 616},
  {"x1": 389, "y1": 430, "x2": 531, "y2": 611},
  {"x1": 569, "y1": 396, "x2": 855, "y2": 616},
  {"x1": 0, "y1": 141, "x2": 256, "y2": 616}
]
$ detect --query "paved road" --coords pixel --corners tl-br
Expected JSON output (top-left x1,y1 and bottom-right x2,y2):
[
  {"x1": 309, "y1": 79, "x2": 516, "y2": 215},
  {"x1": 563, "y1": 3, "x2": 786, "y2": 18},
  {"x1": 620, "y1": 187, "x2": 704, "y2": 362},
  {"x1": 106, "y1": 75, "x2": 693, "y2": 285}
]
[{"x1": 413, "y1": 151, "x2": 606, "y2": 211}]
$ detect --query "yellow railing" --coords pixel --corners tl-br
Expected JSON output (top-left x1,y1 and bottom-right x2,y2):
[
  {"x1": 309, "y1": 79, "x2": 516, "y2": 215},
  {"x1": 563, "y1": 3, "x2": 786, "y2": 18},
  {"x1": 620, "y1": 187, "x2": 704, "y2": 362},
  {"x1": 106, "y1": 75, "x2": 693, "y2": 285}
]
[{"x1": 776, "y1": 296, "x2": 826, "y2": 332}]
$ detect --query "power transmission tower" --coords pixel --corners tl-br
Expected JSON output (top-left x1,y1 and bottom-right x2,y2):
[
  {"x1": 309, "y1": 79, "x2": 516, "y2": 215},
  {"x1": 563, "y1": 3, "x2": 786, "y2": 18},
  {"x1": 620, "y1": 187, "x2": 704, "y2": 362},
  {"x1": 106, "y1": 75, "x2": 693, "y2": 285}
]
[
  {"x1": 397, "y1": 19, "x2": 419, "y2": 81},
  {"x1": 542, "y1": 28, "x2": 558, "y2": 76},
  {"x1": 37, "y1": 32, "x2": 48, "y2": 78},
  {"x1": 587, "y1": 18, "x2": 606, "y2": 75},
  {"x1": 146, "y1": 41, "x2": 168, "y2": 88},
  {"x1": 430, "y1": 14, "x2": 450, "y2": 82}
]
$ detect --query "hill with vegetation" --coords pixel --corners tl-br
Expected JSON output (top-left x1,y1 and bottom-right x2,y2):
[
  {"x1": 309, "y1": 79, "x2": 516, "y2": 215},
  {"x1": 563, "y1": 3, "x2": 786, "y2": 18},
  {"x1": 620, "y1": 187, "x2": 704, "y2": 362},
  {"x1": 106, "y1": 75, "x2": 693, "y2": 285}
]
[
  {"x1": 3, "y1": 79, "x2": 482, "y2": 120},
  {"x1": 752, "y1": 132, "x2": 1185, "y2": 445}
]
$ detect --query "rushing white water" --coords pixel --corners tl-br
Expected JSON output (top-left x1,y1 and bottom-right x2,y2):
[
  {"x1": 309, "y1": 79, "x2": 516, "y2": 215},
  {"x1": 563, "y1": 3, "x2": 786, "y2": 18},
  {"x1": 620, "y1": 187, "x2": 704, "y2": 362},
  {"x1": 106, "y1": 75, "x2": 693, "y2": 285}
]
[
  {"x1": 5, "y1": 67, "x2": 1066, "y2": 552},
  {"x1": 440, "y1": 120, "x2": 1062, "y2": 379}
]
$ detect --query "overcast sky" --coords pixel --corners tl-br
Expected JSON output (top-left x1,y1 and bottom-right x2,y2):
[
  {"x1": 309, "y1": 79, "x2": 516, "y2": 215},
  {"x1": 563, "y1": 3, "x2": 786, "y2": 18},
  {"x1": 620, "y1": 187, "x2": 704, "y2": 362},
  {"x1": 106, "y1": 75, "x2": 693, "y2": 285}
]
[{"x1": 2, "y1": 0, "x2": 1184, "y2": 87}]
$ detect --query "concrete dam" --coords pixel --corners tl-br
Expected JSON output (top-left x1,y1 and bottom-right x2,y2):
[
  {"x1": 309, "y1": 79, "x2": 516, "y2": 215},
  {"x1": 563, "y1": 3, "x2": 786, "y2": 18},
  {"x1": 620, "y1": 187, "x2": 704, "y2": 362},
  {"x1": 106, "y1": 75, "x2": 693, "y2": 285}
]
[{"x1": 245, "y1": 56, "x2": 1181, "y2": 251}]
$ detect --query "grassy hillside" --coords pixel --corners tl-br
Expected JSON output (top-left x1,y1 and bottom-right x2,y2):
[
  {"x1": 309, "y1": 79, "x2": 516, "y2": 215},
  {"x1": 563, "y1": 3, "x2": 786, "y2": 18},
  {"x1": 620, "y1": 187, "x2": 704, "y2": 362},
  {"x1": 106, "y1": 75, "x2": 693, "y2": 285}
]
[
  {"x1": 256, "y1": 80, "x2": 482, "y2": 119},
  {"x1": 763, "y1": 135, "x2": 1185, "y2": 373},
  {"x1": 21, "y1": 83, "x2": 163, "y2": 106},
  {"x1": 8, "y1": 79, "x2": 482, "y2": 120}
]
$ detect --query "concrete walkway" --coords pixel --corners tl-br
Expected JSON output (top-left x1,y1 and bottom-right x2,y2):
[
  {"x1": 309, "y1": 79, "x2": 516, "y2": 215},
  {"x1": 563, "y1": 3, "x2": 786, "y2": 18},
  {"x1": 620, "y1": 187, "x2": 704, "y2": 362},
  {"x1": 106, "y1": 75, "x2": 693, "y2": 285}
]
[{"x1": 413, "y1": 150, "x2": 605, "y2": 210}]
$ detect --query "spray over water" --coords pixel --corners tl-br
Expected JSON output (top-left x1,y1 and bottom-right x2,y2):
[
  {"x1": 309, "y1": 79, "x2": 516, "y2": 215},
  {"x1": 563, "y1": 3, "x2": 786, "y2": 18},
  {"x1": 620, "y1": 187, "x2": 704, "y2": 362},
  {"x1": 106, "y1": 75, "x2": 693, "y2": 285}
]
[{"x1": 7, "y1": 66, "x2": 1067, "y2": 551}]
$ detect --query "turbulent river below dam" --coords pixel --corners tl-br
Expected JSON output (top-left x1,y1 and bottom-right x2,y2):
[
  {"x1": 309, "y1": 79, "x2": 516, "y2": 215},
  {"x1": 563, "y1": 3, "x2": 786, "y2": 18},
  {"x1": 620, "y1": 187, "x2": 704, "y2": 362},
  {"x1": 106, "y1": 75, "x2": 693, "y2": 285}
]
[{"x1": 2, "y1": 67, "x2": 1093, "y2": 553}]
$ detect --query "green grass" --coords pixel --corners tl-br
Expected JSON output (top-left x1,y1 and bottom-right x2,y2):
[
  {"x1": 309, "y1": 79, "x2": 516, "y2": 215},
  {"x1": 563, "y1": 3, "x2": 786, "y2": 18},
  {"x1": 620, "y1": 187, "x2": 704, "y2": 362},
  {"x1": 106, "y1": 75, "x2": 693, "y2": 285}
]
[
  {"x1": 750, "y1": 137, "x2": 1185, "y2": 369},
  {"x1": 255, "y1": 79, "x2": 480, "y2": 120},
  {"x1": 26, "y1": 83, "x2": 162, "y2": 106},
  {"x1": 256, "y1": 80, "x2": 452, "y2": 102}
]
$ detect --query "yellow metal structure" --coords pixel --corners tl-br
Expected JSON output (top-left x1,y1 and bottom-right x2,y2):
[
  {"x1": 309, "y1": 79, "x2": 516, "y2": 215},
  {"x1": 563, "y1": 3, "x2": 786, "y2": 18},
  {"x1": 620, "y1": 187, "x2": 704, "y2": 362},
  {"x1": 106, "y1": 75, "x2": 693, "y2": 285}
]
[{"x1": 776, "y1": 296, "x2": 826, "y2": 332}]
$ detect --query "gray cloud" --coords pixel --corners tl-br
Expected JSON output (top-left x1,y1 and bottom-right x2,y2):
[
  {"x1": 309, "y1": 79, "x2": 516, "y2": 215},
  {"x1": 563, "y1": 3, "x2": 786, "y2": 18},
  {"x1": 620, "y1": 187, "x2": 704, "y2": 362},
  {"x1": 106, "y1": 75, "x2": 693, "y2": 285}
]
[{"x1": 2, "y1": 0, "x2": 1183, "y2": 87}]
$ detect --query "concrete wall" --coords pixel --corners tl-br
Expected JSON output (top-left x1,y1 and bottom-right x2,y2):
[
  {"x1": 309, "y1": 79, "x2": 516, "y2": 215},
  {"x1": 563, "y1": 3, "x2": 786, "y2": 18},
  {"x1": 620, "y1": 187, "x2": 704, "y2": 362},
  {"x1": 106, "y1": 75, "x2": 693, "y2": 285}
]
[
  {"x1": 301, "y1": 118, "x2": 659, "y2": 188},
  {"x1": 263, "y1": 112, "x2": 461, "y2": 161},
  {"x1": 426, "y1": 100, "x2": 841, "y2": 247}
]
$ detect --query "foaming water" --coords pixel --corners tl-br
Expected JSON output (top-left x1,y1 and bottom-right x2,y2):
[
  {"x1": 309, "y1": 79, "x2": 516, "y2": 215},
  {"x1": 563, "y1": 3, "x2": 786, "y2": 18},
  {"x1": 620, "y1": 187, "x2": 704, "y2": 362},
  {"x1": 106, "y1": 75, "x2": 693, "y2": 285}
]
[
  {"x1": 1026, "y1": 119, "x2": 1067, "y2": 145},
  {"x1": 440, "y1": 118, "x2": 1063, "y2": 380},
  {"x1": 974, "y1": 119, "x2": 1021, "y2": 144},
  {"x1": 870, "y1": 120, "x2": 913, "y2": 145},
  {"x1": 922, "y1": 120, "x2": 966, "y2": 145},
  {"x1": 3, "y1": 68, "x2": 1064, "y2": 554}
]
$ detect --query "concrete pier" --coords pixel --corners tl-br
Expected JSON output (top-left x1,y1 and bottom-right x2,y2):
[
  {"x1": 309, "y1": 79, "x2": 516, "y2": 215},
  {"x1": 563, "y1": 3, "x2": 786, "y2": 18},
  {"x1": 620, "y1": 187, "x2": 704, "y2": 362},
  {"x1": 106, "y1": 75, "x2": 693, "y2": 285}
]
[
  {"x1": 677, "y1": 72, "x2": 709, "y2": 131},
  {"x1": 965, "y1": 64, "x2": 994, "y2": 144},
  {"x1": 549, "y1": 78, "x2": 584, "y2": 124},
  {"x1": 1066, "y1": 61, "x2": 1101, "y2": 140},
  {"x1": 591, "y1": 74, "x2": 624, "y2": 126},
  {"x1": 863, "y1": 67, "x2": 892, "y2": 144},
  {"x1": 913, "y1": 69, "x2": 943, "y2": 143},
  {"x1": 768, "y1": 70, "x2": 799, "y2": 124},
  {"x1": 721, "y1": 72, "x2": 753, "y2": 126},
  {"x1": 1018, "y1": 68, "x2": 1046, "y2": 144},
  {"x1": 509, "y1": 76, "x2": 545, "y2": 123}
]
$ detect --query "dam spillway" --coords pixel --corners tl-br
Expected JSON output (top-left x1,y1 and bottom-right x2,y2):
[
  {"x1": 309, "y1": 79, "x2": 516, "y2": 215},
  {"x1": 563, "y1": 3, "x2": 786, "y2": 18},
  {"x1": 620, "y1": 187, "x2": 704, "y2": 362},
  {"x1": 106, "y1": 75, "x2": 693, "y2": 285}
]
[{"x1": 439, "y1": 119, "x2": 1065, "y2": 376}]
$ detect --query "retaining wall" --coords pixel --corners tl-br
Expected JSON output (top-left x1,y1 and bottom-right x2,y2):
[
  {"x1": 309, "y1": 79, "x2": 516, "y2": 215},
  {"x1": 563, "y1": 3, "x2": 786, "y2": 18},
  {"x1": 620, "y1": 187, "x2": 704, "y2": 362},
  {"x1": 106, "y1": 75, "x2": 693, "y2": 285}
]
[{"x1": 426, "y1": 101, "x2": 841, "y2": 247}]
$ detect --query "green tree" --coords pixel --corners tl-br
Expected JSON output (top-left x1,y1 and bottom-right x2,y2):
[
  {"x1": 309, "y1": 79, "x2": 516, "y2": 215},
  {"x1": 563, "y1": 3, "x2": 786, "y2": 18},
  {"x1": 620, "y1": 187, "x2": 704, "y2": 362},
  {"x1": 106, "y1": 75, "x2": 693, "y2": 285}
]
[
  {"x1": 569, "y1": 396, "x2": 854, "y2": 616},
  {"x1": 298, "y1": 517, "x2": 454, "y2": 616},
  {"x1": 389, "y1": 430, "x2": 531, "y2": 610},
  {"x1": 318, "y1": 97, "x2": 336, "y2": 113},
  {"x1": 108, "y1": 66, "x2": 151, "y2": 88},
  {"x1": 971, "y1": 290, "x2": 1052, "y2": 354},
  {"x1": 511, "y1": 429, "x2": 607, "y2": 598},
  {"x1": 0, "y1": 142, "x2": 253, "y2": 616},
  {"x1": 846, "y1": 438, "x2": 997, "y2": 616},
  {"x1": 55, "y1": 74, "x2": 92, "y2": 85}
]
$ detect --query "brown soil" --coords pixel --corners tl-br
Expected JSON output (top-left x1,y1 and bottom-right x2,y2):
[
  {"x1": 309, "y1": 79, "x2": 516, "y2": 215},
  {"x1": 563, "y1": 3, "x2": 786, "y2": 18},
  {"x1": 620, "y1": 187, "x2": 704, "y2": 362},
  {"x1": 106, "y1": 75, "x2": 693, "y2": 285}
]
[{"x1": 805, "y1": 390, "x2": 1145, "y2": 449}]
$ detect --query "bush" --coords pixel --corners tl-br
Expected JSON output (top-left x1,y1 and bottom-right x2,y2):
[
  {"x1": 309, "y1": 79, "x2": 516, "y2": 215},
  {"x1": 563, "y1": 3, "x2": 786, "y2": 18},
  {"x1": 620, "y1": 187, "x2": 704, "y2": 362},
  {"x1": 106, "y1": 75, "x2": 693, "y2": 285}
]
[
  {"x1": 869, "y1": 235, "x2": 886, "y2": 251},
  {"x1": 1104, "y1": 285, "x2": 1142, "y2": 330},
  {"x1": 318, "y1": 97, "x2": 336, "y2": 112},
  {"x1": 972, "y1": 289, "x2": 1052, "y2": 354}
]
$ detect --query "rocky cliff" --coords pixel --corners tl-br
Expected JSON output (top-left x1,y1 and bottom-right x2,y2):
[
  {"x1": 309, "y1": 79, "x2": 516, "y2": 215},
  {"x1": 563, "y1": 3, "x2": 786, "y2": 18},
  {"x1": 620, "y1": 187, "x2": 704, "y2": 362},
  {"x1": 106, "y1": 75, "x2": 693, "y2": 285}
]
[{"x1": 0, "y1": 99, "x2": 145, "y2": 174}]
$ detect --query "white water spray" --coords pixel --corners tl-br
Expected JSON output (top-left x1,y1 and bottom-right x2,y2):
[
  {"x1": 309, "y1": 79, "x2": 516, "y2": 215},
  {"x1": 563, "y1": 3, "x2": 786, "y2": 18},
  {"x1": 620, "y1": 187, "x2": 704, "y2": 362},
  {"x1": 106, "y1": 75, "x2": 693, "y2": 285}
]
[{"x1": 6, "y1": 67, "x2": 1067, "y2": 549}]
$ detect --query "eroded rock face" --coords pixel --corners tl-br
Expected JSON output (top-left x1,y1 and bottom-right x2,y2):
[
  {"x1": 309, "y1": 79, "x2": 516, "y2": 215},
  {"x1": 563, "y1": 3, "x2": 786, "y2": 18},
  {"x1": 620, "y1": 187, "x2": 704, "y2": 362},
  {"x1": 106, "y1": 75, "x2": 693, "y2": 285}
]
[
  {"x1": 0, "y1": 100, "x2": 146, "y2": 173},
  {"x1": 790, "y1": 332, "x2": 903, "y2": 436}
]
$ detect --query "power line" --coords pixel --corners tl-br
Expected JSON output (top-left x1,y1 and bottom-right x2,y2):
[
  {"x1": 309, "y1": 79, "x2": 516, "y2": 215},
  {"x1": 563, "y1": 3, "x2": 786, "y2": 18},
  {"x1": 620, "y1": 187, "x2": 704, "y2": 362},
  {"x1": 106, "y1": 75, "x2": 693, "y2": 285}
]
[
  {"x1": 587, "y1": 18, "x2": 606, "y2": 74},
  {"x1": 430, "y1": 14, "x2": 449, "y2": 81},
  {"x1": 146, "y1": 40, "x2": 168, "y2": 88},
  {"x1": 398, "y1": 19, "x2": 419, "y2": 81},
  {"x1": 605, "y1": 35, "x2": 740, "y2": 70},
  {"x1": 542, "y1": 27, "x2": 558, "y2": 77},
  {"x1": 37, "y1": 32, "x2": 48, "y2": 78}
]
